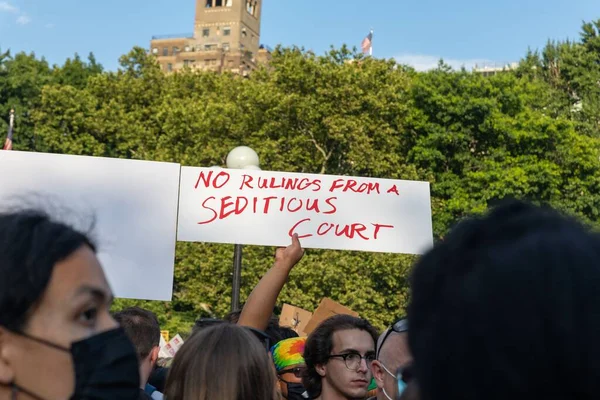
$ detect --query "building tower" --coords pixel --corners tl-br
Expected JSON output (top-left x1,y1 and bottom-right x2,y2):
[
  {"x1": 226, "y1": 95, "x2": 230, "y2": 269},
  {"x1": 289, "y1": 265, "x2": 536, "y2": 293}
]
[{"x1": 150, "y1": 0, "x2": 270, "y2": 74}]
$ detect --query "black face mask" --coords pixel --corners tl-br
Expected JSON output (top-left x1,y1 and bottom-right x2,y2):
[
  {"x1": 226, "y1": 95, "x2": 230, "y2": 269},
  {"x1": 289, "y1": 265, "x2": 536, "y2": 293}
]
[
  {"x1": 284, "y1": 382, "x2": 309, "y2": 400},
  {"x1": 10, "y1": 328, "x2": 140, "y2": 400}
]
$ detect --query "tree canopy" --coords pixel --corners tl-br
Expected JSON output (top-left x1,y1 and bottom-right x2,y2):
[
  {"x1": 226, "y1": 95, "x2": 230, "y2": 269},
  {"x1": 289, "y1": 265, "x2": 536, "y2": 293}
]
[{"x1": 2, "y1": 20, "x2": 600, "y2": 333}]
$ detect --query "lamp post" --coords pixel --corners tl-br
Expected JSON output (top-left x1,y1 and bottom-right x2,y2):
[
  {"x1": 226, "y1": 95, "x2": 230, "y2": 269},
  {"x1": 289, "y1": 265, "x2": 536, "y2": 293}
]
[{"x1": 225, "y1": 146, "x2": 260, "y2": 311}]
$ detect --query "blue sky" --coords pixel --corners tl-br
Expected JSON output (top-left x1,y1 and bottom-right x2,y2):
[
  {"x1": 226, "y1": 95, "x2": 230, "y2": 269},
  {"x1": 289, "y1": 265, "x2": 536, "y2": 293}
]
[{"x1": 1, "y1": 0, "x2": 599, "y2": 71}]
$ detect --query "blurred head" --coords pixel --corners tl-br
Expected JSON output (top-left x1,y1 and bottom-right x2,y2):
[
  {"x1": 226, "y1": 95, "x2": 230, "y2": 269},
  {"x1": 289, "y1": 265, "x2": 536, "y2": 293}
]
[
  {"x1": 303, "y1": 315, "x2": 378, "y2": 400},
  {"x1": 0, "y1": 209, "x2": 138, "y2": 399},
  {"x1": 409, "y1": 200, "x2": 600, "y2": 400},
  {"x1": 372, "y1": 320, "x2": 412, "y2": 400},
  {"x1": 271, "y1": 337, "x2": 308, "y2": 399},
  {"x1": 114, "y1": 307, "x2": 160, "y2": 387},
  {"x1": 164, "y1": 323, "x2": 279, "y2": 400}
]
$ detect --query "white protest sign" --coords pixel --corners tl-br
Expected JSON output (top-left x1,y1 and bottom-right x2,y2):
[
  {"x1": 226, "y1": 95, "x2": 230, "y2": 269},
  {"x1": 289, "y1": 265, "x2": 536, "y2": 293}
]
[
  {"x1": 0, "y1": 151, "x2": 180, "y2": 301},
  {"x1": 177, "y1": 168, "x2": 433, "y2": 254},
  {"x1": 160, "y1": 334, "x2": 184, "y2": 358}
]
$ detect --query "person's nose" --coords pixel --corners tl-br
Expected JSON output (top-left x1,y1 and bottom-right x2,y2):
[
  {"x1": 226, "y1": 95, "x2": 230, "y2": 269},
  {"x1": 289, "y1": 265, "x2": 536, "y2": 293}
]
[{"x1": 357, "y1": 357, "x2": 370, "y2": 373}]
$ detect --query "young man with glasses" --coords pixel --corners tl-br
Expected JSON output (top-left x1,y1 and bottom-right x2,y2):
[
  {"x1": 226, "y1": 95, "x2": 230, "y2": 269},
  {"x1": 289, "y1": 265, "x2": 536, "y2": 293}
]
[
  {"x1": 303, "y1": 314, "x2": 378, "y2": 400},
  {"x1": 369, "y1": 319, "x2": 413, "y2": 400}
]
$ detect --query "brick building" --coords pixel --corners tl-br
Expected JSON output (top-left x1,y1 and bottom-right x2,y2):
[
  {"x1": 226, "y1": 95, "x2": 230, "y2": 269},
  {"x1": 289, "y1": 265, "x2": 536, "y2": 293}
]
[{"x1": 150, "y1": 0, "x2": 270, "y2": 74}]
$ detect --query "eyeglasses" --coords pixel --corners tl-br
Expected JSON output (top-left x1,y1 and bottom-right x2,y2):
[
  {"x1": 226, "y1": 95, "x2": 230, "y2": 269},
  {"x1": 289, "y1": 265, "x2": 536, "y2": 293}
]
[
  {"x1": 396, "y1": 364, "x2": 413, "y2": 398},
  {"x1": 244, "y1": 327, "x2": 272, "y2": 352},
  {"x1": 376, "y1": 319, "x2": 408, "y2": 359},
  {"x1": 327, "y1": 352, "x2": 376, "y2": 371},
  {"x1": 278, "y1": 367, "x2": 306, "y2": 379}
]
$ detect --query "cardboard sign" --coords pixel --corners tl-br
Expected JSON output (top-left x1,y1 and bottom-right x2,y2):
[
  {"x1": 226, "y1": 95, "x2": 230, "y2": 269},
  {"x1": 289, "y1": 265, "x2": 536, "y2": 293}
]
[
  {"x1": 279, "y1": 304, "x2": 313, "y2": 336},
  {"x1": 303, "y1": 298, "x2": 359, "y2": 335},
  {"x1": 0, "y1": 151, "x2": 180, "y2": 301},
  {"x1": 160, "y1": 330, "x2": 170, "y2": 343},
  {"x1": 177, "y1": 168, "x2": 433, "y2": 254}
]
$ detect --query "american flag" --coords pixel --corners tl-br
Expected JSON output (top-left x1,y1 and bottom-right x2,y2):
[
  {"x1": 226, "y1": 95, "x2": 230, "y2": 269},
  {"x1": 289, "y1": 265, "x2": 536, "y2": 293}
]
[
  {"x1": 361, "y1": 30, "x2": 373, "y2": 55},
  {"x1": 3, "y1": 109, "x2": 14, "y2": 151}
]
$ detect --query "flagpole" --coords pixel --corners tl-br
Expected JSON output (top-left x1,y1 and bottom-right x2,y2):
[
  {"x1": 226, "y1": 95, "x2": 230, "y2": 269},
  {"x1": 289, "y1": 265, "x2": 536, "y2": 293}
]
[{"x1": 370, "y1": 29, "x2": 374, "y2": 56}]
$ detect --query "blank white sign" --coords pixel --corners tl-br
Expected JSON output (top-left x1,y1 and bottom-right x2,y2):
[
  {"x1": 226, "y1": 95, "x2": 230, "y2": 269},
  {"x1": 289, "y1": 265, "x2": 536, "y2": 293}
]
[
  {"x1": 0, "y1": 151, "x2": 180, "y2": 301},
  {"x1": 178, "y1": 167, "x2": 433, "y2": 254}
]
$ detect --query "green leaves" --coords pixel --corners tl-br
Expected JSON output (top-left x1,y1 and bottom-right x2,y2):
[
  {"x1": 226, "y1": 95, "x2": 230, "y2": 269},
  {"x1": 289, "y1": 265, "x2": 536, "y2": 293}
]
[{"x1": 5, "y1": 20, "x2": 600, "y2": 333}]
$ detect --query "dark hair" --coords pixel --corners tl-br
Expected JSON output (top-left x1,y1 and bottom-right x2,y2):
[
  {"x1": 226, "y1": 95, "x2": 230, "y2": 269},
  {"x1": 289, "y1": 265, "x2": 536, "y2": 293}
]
[
  {"x1": 164, "y1": 323, "x2": 278, "y2": 400},
  {"x1": 409, "y1": 200, "x2": 600, "y2": 400},
  {"x1": 191, "y1": 318, "x2": 225, "y2": 337},
  {"x1": 113, "y1": 307, "x2": 160, "y2": 359},
  {"x1": 302, "y1": 314, "x2": 378, "y2": 398},
  {"x1": 0, "y1": 209, "x2": 95, "y2": 331},
  {"x1": 275, "y1": 326, "x2": 299, "y2": 342}
]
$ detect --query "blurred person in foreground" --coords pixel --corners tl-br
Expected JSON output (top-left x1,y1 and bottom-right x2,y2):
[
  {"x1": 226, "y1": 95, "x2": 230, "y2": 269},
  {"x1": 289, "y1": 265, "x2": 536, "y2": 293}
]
[
  {"x1": 409, "y1": 200, "x2": 600, "y2": 400},
  {"x1": 271, "y1": 337, "x2": 309, "y2": 399},
  {"x1": 303, "y1": 315, "x2": 378, "y2": 400},
  {"x1": 0, "y1": 209, "x2": 139, "y2": 399},
  {"x1": 164, "y1": 323, "x2": 279, "y2": 400},
  {"x1": 114, "y1": 307, "x2": 164, "y2": 400}
]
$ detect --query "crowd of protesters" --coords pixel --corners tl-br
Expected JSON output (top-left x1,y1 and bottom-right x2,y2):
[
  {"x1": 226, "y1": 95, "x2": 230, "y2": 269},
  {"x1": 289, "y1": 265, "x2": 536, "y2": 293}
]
[{"x1": 2, "y1": 199, "x2": 600, "y2": 400}]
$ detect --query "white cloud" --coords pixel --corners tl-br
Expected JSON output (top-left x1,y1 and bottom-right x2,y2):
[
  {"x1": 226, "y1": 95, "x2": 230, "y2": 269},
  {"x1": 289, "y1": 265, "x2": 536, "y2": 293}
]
[
  {"x1": 0, "y1": 1, "x2": 18, "y2": 13},
  {"x1": 395, "y1": 53, "x2": 497, "y2": 72},
  {"x1": 16, "y1": 15, "x2": 31, "y2": 25}
]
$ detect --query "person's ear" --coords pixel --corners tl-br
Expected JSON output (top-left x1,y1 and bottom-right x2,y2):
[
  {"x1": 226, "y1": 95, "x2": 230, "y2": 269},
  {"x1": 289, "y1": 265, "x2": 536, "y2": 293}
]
[
  {"x1": 0, "y1": 328, "x2": 15, "y2": 385},
  {"x1": 150, "y1": 346, "x2": 159, "y2": 367},
  {"x1": 315, "y1": 363, "x2": 327, "y2": 377},
  {"x1": 371, "y1": 360, "x2": 385, "y2": 388}
]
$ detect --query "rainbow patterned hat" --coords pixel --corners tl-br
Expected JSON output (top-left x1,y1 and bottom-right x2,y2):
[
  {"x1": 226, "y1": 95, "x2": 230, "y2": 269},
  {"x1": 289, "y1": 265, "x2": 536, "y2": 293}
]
[{"x1": 270, "y1": 337, "x2": 307, "y2": 372}]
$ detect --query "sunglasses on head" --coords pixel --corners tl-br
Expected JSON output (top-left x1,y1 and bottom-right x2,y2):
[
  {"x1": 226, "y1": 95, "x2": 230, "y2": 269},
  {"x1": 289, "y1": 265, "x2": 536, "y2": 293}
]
[
  {"x1": 376, "y1": 318, "x2": 408, "y2": 359},
  {"x1": 244, "y1": 327, "x2": 272, "y2": 352}
]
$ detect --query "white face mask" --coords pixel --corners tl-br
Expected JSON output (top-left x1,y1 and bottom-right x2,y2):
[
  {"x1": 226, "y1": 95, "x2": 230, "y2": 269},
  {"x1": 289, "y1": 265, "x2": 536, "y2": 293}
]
[{"x1": 380, "y1": 362, "x2": 406, "y2": 400}]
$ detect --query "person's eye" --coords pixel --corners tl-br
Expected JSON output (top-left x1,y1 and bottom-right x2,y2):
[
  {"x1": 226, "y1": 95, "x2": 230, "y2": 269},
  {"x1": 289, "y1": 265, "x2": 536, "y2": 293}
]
[
  {"x1": 347, "y1": 353, "x2": 360, "y2": 362},
  {"x1": 79, "y1": 307, "x2": 98, "y2": 324},
  {"x1": 366, "y1": 354, "x2": 376, "y2": 363}
]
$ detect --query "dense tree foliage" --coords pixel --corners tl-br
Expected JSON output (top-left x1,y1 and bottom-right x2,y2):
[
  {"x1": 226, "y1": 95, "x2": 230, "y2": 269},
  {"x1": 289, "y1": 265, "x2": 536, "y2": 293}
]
[{"x1": 2, "y1": 20, "x2": 600, "y2": 333}]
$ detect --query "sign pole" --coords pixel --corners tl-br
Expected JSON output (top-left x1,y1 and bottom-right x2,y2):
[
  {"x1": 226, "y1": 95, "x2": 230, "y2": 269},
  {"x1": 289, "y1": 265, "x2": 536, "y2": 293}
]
[{"x1": 231, "y1": 243, "x2": 243, "y2": 311}]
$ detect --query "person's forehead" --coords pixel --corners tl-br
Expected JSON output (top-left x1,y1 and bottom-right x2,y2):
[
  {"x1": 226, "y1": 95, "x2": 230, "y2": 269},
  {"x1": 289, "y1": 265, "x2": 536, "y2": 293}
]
[
  {"x1": 332, "y1": 329, "x2": 375, "y2": 352},
  {"x1": 41, "y1": 246, "x2": 112, "y2": 305}
]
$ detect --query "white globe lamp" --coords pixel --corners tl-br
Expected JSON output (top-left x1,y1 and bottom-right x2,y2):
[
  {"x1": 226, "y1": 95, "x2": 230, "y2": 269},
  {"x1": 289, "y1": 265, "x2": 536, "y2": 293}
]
[{"x1": 226, "y1": 146, "x2": 260, "y2": 169}]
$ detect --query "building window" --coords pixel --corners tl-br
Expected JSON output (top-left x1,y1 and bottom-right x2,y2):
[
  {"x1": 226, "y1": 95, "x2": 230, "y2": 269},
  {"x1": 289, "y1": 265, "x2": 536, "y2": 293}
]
[
  {"x1": 184, "y1": 45, "x2": 191, "y2": 52},
  {"x1": 205, "y1": 44, "x2": 216, "y2": 50},
  {"x1": 167, "y1": 63, "x2": 172, "y2": 72},
  {"x1": 222, "y1": 43, "x2": 230, "y2": 51},
  {"x1": 205, "y1": 59, "x2": 211, "y2": 66},
  {"x1": 173, "y1": 47, "x2": 179, "y2": 55},
  {"x1": 162, "y1": 48, "x2": 168, "y2": 56},
  {"x1": 152, "y1": 48, "x2": 158, "y2": 54},
  {"x1": 215, "y1": 0, "x2": 223, "y2": 6},
  {"x1": 203, "y1": 28, "x2": 210, "y2": 37},
  {"x1": 225, "y1": 0, "x2": 233, "y2": 6},
  {"x1": 184, "y1": 60, "x2": 189, "y2": 67},
  {"x1": 205, "y1": 0, "x2": 212, "y2": 7},
  {"x1": 246, "y1": 0, "x2": 257, "y2": 16},
  {"x1": 223, "y1": 27, "x2": 231, "y2": 36},
  {"x1": 242, "y1": 28, "x2": 247, "y2": 37}
]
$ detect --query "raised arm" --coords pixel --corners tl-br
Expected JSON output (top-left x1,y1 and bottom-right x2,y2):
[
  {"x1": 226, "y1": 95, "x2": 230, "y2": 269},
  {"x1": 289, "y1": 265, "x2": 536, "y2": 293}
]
[{"x1": 237, "y1": 234, "x2": 304, "y2": 331}]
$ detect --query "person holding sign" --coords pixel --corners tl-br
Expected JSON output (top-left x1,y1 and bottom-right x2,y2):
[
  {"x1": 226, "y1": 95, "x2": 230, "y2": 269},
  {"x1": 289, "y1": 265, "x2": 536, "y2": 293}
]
[
  {"x1": 238, "y1": 233, "x2": 305, "y2": 335},
  {"x1": 0, "y1": 209, "x2": 140, "y2": 400}
]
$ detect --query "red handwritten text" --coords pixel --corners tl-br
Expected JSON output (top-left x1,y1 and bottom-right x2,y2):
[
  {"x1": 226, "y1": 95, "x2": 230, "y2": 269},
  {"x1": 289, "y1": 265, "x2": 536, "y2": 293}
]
[
  {"x1": 329, "y1": 179, "x2": 380, "y2": 195},
  {"x1": 288, "y1": 219, "x2": 394, "y2": 241},
  {"x1": 198, "y1": 196, "x2": 338, "y2": 225}
]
